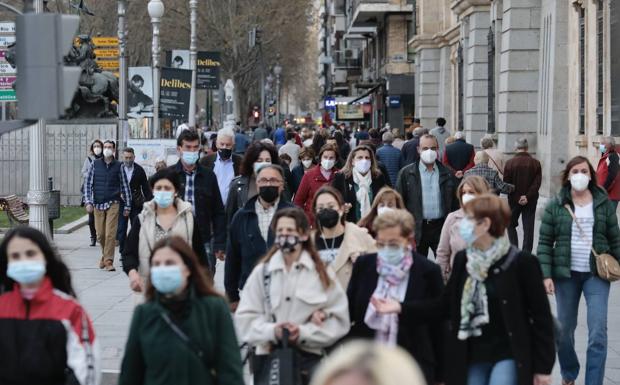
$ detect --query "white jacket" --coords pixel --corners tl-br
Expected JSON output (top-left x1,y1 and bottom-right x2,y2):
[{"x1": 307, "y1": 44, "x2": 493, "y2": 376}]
[{"x1": 234, "y1": 250, "x2": 350, "y2": 355}]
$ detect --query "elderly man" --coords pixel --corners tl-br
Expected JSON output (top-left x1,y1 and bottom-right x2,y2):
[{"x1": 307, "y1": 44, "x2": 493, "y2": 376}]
[
  {"x1": 596, "y1": 136, "x2": 620, "y2": 209},
  {"x1": 443, "y1": 131, "x2": 475, "y2": 178},
  {"x1": 376, "y1": 131, "x2": 403, "y2": 186},
  {"x1": 199, "y1": 127, "x2": 242, "y2": 206},
  {"x1": 401, "y1": 126, "x2": 429, "y2": 166},
  {"x1": 464, "y1": 151, "x2": 514, "y2": 195}
]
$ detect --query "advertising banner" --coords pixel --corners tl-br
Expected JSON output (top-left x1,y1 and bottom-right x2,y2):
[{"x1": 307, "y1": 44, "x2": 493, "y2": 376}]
[
  {"x1": 127, "y1": 139, "x2": 179, "y2": 176},
  {"x1": 159, "y1": 67, "x2": 192, "y2": 120},
  {"x1": 128, "y1": 66, "x2": 154, "y2": 118},
  {"x1": 197, "y1": 51, "x2": 220, "y2": 89},
  {"x1": 336, "y1": 104, "x2": 364, "y2": 120}
]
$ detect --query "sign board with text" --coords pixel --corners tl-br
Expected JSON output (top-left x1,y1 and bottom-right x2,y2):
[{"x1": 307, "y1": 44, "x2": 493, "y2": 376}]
[
  {"x1": 336, "y1": 104, "x2": 364, "y2": 120},
  {"x1": 159, "y1": 67, "x2": 192, "y2": 120},
  {"x1": 197, "y1": 51, "x2": 220, "y2": 89}
]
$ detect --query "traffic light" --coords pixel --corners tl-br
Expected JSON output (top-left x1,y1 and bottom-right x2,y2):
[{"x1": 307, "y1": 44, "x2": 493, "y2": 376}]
[
  {"x1": 255, "y1": 28, "x2": 262, "y2": 45},
  {"x1": 15, "y1": 13, "x2": 81, "y2": 119},
  {"x1": 268, "y1": 107, "x2": 275, "y2": 116}
]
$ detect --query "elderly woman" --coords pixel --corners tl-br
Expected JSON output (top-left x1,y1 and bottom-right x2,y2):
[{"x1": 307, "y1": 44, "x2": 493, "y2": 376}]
[
  {"x1": 464, "y1": 151, "x2": 514, "y2": 195},
  {"x1": 346, "y1": 209, "x2": 444, "y2": 384},
  {"x1": 436, "y1": 176, "x2": 491, "y2": 281}
]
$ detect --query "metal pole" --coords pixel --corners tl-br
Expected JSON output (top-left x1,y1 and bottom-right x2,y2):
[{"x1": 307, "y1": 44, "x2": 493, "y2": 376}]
[
  {"x1": 27, "y1": 0, "x2": 51, "y2": 238},
  {"x1": 151, "y1": 13, "x2": 161, "y2": 137},
  {"x1": 276, "y1": 75, "x2": 280, "y2": 126},
  {"x1": 188, "y1": 0, "x2": 197, "y2": 128},
  {"x1": 118, "y1": 0, "x2": 128, "y2": 149}
]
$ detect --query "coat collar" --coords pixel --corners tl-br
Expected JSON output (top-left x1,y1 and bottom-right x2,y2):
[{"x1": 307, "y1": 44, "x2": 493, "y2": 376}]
[
  {"x1": 12, "y1": 276, "x2": 55, "y2": 304},
  {"x1": 267, "y1": 250, "x2": 315, "y2": 273},
  {"x1": 331, "y1": 222, "x2": 370, "y2": 272},
  {"x1": 557, "y1": 185, "x2": 609, "y2": 208}
]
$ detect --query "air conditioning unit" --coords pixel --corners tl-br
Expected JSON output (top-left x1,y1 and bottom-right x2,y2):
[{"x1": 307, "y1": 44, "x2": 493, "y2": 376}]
[{"x1": 344, "y1": 48, "x2": 359, "y2": 60}]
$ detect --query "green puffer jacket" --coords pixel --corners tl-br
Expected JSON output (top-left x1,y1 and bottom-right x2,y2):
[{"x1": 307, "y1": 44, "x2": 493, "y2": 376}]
[{"x1": 537, "y1": 185, "x2": 620, "y2": 279}]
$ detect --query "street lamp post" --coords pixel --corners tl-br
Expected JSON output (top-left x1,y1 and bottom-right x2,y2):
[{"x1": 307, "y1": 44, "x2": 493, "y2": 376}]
[
  {"x1": 188, "y1": 0, "x2": 197, "y2": 128},
  {"x1": 273, "y1": 60, "x2": 282, "y2": 126},
  {"x1": 117, "y1": 0, "x2": 128, "y2": 150},
  {"x1": 148, "y1": 0, "x2": 164, "y2": 138},
  {"x1": 264, "y1": 78, "x2": 272, "y2": 126}
]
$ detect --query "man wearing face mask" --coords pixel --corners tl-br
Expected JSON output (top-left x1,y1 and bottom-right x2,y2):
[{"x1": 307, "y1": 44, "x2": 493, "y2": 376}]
[
  {"x1": 84, "y1": 140, "x2": 132, "y2": 271},
  {"x1": 117, "y1": 147, "x2": 153, "y2": 255},
  {"x1": 596, "y1": 136, "x2": 620, "y2": 210},
  {"x1": 396, "y1": 134, "x2": 457, "y2": 258},
  {"x1": 198, "y1": 128, "x2": 242, "y2": 206},
  {"x1": 169, "y1": 130, "x2": 226, "y2": 275},
  {"x1": 225, "y1": 164, "x2": 294, "y2": 310}
]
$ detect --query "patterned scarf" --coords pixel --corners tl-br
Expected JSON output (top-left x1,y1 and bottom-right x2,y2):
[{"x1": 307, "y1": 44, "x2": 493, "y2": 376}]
[{"x1": 458, "y1": 236, "x2": 510, "y2": 340}]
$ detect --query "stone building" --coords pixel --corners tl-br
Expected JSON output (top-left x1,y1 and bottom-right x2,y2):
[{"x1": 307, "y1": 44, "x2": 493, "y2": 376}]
[{"x1": 411, "y1": 0, "x2": 620, "y2": 197}]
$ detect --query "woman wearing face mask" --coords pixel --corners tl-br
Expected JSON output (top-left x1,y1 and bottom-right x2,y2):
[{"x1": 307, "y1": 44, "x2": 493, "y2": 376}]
[
  {"x1": 82, "y1": 139, "x2": 104, "y2": 247},
  {"x1": 235, "y1": 207, "x2": 350, "y2": 385},
  {"x1": 346, "y1": 209, "x2": 445, "y2": 384},
  {"x1": 294, "y1": 144, "x2": 340, "y2": 225},
  {"x1": 436, "y1": 176, "x2": 491, "y2": 282},
  {"x1": 358, "y1": 187, "x2": 406, "y2": 237},
  {"x1": 122, "y1": 169, "x2": 208, "y2": 298},
  {"x1": 119, "y1": 236, "x2": 244, "y2": 385},
  {"x1": 312, "y1": 186, "x2": 376, "y2": 288},
  {"x1": 424, "y1": 194, "x2": 554, "y2": 385},
  {"x1": 0, "y1": 227, "x2": 99, "y2": 385},
  {"x1": 291, "y1": 147, "x2": 316, "y2": 193},
  {"x1": 226, "y1": 141, "x2": 292, "y2": 225},
  {"x1": 537, "y1": 156, "x2": 620, "y2": 385},
  {"x1": 332, "y1": 145, "x2": 388, "y2": 223}
]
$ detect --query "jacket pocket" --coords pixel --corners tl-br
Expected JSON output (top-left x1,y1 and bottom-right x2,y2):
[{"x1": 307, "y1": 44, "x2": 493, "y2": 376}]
[{"x1": 294, "y1": 287, "x2": 327, "y2": 306}]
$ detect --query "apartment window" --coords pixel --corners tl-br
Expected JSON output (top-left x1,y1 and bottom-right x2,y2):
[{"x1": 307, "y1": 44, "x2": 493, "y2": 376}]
[
  {"x1": 457, "y1": 43, "x2": 464, "y2": 131},
  {"x1": 597, "y1": 0, "x2": 605, "y2": 135},
  {"x1": 579, "y1": 6, "x2": 586, "y2": 135},
  {"x1": 487, "y1": 25, "x2": 495, "y2": 134}
]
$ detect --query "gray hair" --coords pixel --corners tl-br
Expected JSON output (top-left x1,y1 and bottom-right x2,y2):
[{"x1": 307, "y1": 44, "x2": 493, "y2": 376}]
[
  {"x1": 480, "y1": 136, "x2": 495, "y2": 149},
  {"x1": 515, "y1": 137, "x2": 529, "y2": 150},
  {"x1": 454, "y1": 131, "x2": 465, "y2": 140},
  {"x1": 603, "y1": 136, "x2": 616, "y2": 146},
  {"x1": 217, "y1": 127, "x2": 236, "y2": 143},
  {"x1": 256, "y1": 163, "x2": 285, "y2": 180},
  {"x1": 382, "y1": 132, "x2": 394, "y2": 143}
]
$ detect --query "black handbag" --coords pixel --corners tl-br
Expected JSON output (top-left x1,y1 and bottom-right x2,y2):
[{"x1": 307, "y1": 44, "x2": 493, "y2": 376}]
[{"x1": 253, "y1": 328, "x2": 303, "y2": 385}]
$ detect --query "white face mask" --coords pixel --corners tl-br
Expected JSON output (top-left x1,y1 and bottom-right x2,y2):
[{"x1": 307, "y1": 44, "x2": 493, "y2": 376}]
[
  {"x1": 377, "y1": 206, "x2": 394, "y2": 216},
  {"x1": 461, "y1": 193, "x2": 476, "y2": 205},
  {"x1": 354, "y1": 159, "x2": 372, "y2": 174},
  {"x1": 302, "y1": 159, "x2": 313, "y2": 169},
  {"x1": 570, "y1": 173, "x2": 590, "y2": 192},
  {"x1": 93, "y1": 147, "x2": 102, "y2": 156},
  {"x1": 321, "y1": 159, "x2": 335, "y2": 171},
  {"x1": 420, "y1": 149, "x2": 437, "y2": 164},
  {"x1": 103, "y1": 148, "x2": 114, "y2": 158}
]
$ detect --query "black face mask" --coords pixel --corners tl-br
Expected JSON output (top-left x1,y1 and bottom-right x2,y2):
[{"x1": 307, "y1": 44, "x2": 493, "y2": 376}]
[
  {"x1": 275, "y1": 234, "x2": 301, "y2": 253},
  {"x1": 259, "y1": 186, "x2": 279, "y2": 203},
  {"x1": 317, "y1": 208, "x2": 340, "y2": 228},
  {"x1": 218, "y1": 148, "x2": 232, "y2": 160}
]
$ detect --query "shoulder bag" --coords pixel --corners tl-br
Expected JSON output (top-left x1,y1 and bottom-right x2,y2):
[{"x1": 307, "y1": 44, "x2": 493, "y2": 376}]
[
  {"x1": 160, "y1": 311, "x2": 211, "y2": 370},
  {"x1": 564, "y1": 204, "x2": 620, "y2": 282}
]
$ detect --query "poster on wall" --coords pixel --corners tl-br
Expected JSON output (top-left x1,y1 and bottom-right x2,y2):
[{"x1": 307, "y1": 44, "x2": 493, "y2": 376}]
[
  {"x1": 159, "y1": 67, "x2": 192, "y2": 120},
  {"x1": 166, "y1": 50, "x2": 191, "y2": 70},
  {"x1": 336, "y1": 104, "x2": 364, "y2": 120},
  {"x1": 197, "y1": 51, "x2": 221, "y2": 89},
  {"x1": 128, "y1": 66, "x2": 154, "y2": 118},
  {"x1": 127, "y1": 139, "x2": 179, "y2": 176}
]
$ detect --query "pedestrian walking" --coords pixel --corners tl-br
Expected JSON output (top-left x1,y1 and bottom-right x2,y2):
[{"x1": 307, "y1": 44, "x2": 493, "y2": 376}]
[
  {"x1": 0, "y1": 227, "x2": 99, "y2": 385},
  {"x1": 396, "y1": 134, "x2": 458, "y2": 258},
  {"x1": 401, "y1": 126, "x2": 428, "y2": 166},
  {"x1": 392, "y1": 129, "x2": 405, "y2": 150},
  {"x1": 430, "y1": 117, "x2": 450, "y2": 160},
  {"x1": 357, "y1": 187, "x2": 406, "y2": 237},
  {"x1": 537, "y1": 155, "x2": 620, "y2": 385},
  {"x1": 169, "y1": 130, "x2": 226, "y2": 274},
  {"x1": 294, "y1": 144, "x2": 339, "y2": 225},
  {"x1": 355, "y1": 124, "x2": 370, "y2": 146},
  {"x1": 436, "y1": 176, "x2": 491, "y2": 282},
  {"x1": 434, "y1": 194, "x2": 555, "y2": 385},
  {"x1": 272, "y1": 125, "x2": 287, "y2": 148},
  {"x1": 122, "y1": 169, "x2": 208, "y2": 297},
  {"x1": 376, "y1": 132, "x2": 403, "y2": 186},
  {"x1": 225, "y1": 165, "x2": 295, "y2": 309},
  {"x1": 234, "y1": 126, "x2": 251, "y2": 155},
  {"x1": 291, "y1": 147, "x2": 316, "y2": 193},
  {"x1": 464, "y1": 151, "x2": 514, "y2": 195},
  {"x1": 235, "y1": 207, "x2": 350, "y2": 385},
  {"x1": 503, "y1": 138, "x2": 541, "y2": 253},
  {"x1": 443, "y1": 131, "x2": 475, "y2": 179},
  {"x1": 199, "y1": 127, "x2": 242, "y2": 206},
  {"x1": 253, "y1": 123, "x2": 269, "y2": 142},
  {"x1": 118, "y1": 236, "x2": 244, "y2": 385},
  {"x1": 279, "y1": 129, "x2": 301, "y2": 170},
  {"x1": 481, "y1": 136, "x2": 505, "y2": 177},
  {"x1": 334, "y1": 130, "x2": 351, "y2": 161},
  {"x1": 596, "y1": 136, "x2": 620, "y2": 209},
  {"x1": 346, "y1": 209, "x2": 444, "y2": 384},
  {"x1": 84, "y1": 139, "x2": 131, "y2": 271},
  {"x1": 332, "y1": 145, "x2": 388, "y2": 223},
  {"x1": 117, "y1": 147, "x2": 153, "y2": 255},
  {"x1": 81, "y1": 139, "x2": 103, "y2": 247},
  {"x1": 312, "y1": 186, "x2": 376, "y2": 288}
]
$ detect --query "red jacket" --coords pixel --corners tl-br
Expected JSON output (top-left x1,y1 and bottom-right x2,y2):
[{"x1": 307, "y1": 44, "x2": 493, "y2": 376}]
[
  {"x1": 293, "y1": 165, "x2": 338, "y2": 225},
  {"x1": 596, "y1": 150, "x2": 620, "y2": 200}
]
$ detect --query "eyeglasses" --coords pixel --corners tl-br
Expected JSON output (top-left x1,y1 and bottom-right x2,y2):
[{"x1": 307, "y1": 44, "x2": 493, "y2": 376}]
[{"x1": 257, "y1": 178, "x2": 283, "y2": 186}]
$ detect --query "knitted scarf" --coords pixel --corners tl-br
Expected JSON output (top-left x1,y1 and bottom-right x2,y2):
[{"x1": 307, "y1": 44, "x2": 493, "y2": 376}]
[{"x1": 353, "y1": 168, "x2": 372, "y2": 218}]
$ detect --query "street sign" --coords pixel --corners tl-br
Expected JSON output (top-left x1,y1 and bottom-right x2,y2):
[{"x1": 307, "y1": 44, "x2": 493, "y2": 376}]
[
  {"x1": 96, "y1": 60, "x2": 120, "y2": 69},
  {"x1": 0, "y1": 75, "x2": 15, "y2": 88},
  {"x1": 92, "y1": 37, "x2": 118, "y2": 46},
  {"x1": 0, "y1": 22, "x2": 15, "y2": 34},
  {"x1": 94, "y1": 48, "x2": 119, "y2": 58},
  {"x1": 0, "y1": 89, "x2": 16, "y2": 101}
]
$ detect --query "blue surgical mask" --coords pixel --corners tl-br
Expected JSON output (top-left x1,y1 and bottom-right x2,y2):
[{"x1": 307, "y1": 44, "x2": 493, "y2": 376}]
[
  {"x1": 154, "y1": 191, "x2": 174, "y2": 208},
  {"x1": 600, "y1": 144, "x2": 607, "y2": 154},
  {"x1": 7, "y1": 260, "x2": 46, "y2": 285},
  {"x1": 182, "y1": 151, "x2": 199, "y2": 165},
  {"x1": 458, "y1": 218, "x2": 479, "y2": 245},
  {"x1": 150, "y1": 265, "x2": 184, "y2": 295},
  {"x1": 253, "y1": 161, "x2": 271, "y2": 174},
  {"x1": 377, "y1": 245, "x2": 405, "y2": 265}
]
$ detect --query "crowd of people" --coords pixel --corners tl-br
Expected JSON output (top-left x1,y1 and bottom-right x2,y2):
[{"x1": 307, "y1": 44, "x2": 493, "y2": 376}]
[{"x1": 1, "y1": 118, "x2": 620, "y2": 385}]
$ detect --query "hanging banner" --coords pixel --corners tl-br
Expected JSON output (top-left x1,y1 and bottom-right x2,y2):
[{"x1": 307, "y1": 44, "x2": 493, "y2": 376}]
[
  {"x1": 197, "y1": 51, "x2": 221, "y2": 89},
  {"x1": 128, "y1": 66, "x2": 154, "y2": 118},
  {"x1": 159, "y1": 67, "x2": 192, "y2": 120},
  {"x1": 336, "y1": 104, "x2": 364, "y2": 120},
  {"x1": 166, "y1": 49, "x2": 190, "y2": 69}
]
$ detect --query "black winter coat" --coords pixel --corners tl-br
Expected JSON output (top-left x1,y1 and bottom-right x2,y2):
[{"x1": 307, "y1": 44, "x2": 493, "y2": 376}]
[
  {"x1": 122, "y1": 163, "x2": 153, "y2": 209},
  {"x1": 199, "y1": 153, "x2": 243, "y2": 175},
  {"x1": 331, "y1": 171, "x2": 388, "y2": 223},
  {"x1": 346, "y1": 252, "x2": 445, "y2": 384}
]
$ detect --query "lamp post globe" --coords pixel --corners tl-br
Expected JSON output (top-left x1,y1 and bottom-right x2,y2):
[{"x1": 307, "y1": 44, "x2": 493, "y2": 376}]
[
  {"x1": 273, "y1": 63, "x2": 282, "y2": 76},
  {"x1": 147, "y1": 0, "x2": 164, "y2": 18}
]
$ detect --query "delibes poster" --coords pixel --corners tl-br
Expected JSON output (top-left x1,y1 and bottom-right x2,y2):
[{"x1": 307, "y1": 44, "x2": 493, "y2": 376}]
[
  {"x1": 197, "y1": 51, "x2": 220, "y2": 89},
  {"x1": 159, "y1": 67, "x2": 192, "y2": 120}
]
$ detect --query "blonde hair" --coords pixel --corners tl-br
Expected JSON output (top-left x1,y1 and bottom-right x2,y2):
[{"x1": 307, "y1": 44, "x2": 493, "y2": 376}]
[
  {"x1": 473, "y1": 150, "x2": 489, "y2": 165},
  {"x1": 372, "y1": 209, "x2": 415, "y2": 238},
  {"x1": 456, "y1": 175, "x2": 490, "y2": 206},
  {"x1": 310, "y1": 341, "x2": 426, "y2": 385},
  {"x1": 357, "y1": 187, "x2": 405, "y2": 231}
]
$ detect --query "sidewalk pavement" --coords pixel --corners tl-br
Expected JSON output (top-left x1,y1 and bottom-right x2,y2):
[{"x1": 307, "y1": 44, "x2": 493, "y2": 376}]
[{"x1": 49, "y1": 219, "x2": 620, "y2": 385}]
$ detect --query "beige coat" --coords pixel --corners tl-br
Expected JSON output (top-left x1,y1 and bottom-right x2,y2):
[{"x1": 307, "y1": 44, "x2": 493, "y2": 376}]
[
  {"x1": 484, "y1": 148, "x2": 506, "y2": 177},
  {"x1": 326, "y1": 222, "x2": 376, "y2": 289},
  {"x1": 435, "y1": 208, "x2": 466, "y2": 281},
  {"x1": 234, "y1": 250, "x2": 350, "y2": 355}
]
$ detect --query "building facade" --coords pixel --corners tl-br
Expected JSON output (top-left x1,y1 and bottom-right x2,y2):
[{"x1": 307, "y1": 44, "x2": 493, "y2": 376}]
[{"x1": 411, "y1": 0, "x2": 620, "y2": 197}]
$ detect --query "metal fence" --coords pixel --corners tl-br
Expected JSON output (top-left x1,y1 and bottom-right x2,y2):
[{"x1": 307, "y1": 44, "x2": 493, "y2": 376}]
[{"x1": 0, "y1": 121, "x2": 116, "y2": 206}]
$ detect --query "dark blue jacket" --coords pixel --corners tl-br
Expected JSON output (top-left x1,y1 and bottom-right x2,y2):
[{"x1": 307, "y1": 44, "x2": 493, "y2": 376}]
[
  {"x1": 291, "y1": 163, "x2": 307, "y2": 193},
  {"x1": 93, "y1": 158, "x2": 123, "y2": 204},
  {"x1": 224, "y1": 196, "x2": 294, "y2": 302},
  {"x1": 273, "y1": 127, "x2": 286, "y2": 145},
  {"x1": 402, "y1": 137, "x2": 420, "y2": 165},
  {"x1": 376, "y1": 144, "x2": 403, "y2": 186}
]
